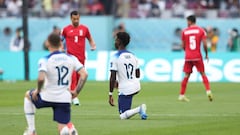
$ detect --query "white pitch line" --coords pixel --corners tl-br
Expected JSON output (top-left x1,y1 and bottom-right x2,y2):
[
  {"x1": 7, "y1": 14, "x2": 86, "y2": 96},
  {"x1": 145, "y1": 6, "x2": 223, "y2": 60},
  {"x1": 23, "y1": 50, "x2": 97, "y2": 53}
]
[{"x1": 0, "y1": 112, "x2": 239, "y2": 117}]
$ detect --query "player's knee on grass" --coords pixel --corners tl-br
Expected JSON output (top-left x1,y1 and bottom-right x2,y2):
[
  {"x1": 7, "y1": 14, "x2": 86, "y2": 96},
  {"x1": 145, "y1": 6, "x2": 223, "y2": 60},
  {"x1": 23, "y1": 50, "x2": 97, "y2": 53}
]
[{"x1": 25, "y1": 90, "x2": 31, "y2": 99}]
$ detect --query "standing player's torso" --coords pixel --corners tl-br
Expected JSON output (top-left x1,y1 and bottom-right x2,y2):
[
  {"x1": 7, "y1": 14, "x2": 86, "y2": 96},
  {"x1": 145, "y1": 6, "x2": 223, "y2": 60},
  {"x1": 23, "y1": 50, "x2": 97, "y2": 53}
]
[
  {"x1": 182, "y1": 26, "x2": 205, "y2": 60},
  {"x1": 115, "y1": 51, "x2": 140, "y2": 95},
  {"x1": 63, "y1": 25, "x2": 89, "y2": 58}
]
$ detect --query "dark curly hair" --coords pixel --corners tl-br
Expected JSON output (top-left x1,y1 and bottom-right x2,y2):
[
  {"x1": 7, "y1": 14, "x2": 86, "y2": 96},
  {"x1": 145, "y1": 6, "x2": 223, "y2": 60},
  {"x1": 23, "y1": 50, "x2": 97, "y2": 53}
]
[{"x1": 116, "y1": 32, "x2": 130, "y2": 47}]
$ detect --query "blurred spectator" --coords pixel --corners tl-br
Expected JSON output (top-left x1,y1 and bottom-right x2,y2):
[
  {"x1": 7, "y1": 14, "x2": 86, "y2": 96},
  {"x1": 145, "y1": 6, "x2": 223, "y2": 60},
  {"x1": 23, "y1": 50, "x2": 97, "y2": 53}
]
[
  {"x1": 148, "y1": 0, "x2": 164, "y2": 18},
  {"x1": 9, "y1": 27, "x2": 24, "y2": 52},
  {"x1": 172, "y1": 0, "x2": 186, "y2": 18},
  {"x1": 218, "y1": 0, "x2": 229, "y2": 17},
  {"x1": 112, "y1": 22, "x2": 127, "y2": 49},
  {"x1": 206, "y1": 26, "x2": 219, "y2": 52},
  {"x1": 7, "y1": 0, "x2": 22, "y2": 17},
  {"x1": 1, "y1": 27, "x2": 12, "y2": 50},
  {"x1": 137, "y1": 0, "x2": 150, "y2": 18},
  {"x1": 227, "y1": 28, "x2": 240, "y2": 52},
  {"x1": 0, "y1": 0, "x2": 238, "y2": 18},
  {"x1": 194, "y1": 0, "x2": 207, "y2": 18},
  {"x1": 228, "y1": 0, "x2": 240, "y2": 17},
  {"x1": 0, "y1": 0, "x2": 6, "y2": 8},
  {"x1": 0, "y1": 0, "x2": 7, "y2": 17},
  {"x1": 115, "y1": 0, "x2": 130, "y2": 18},
  {"x1": 86, "y1": 0, "x2": 105, "y2": 15},
  {"x1": 172, "y1": 27, "x2": 182, "y2": 51},
  {"x1": 100, "y1": 0, "x2": 114, "y2": 15},
  {"x1": 42, "y1": 0, "x2": 53, "y2": 17},
  {"x1": 128, "y1": 0, "x2": 138, "y2": 18},
  {"x1": 43, "y1": 25, "x2": 61, "y2": 50},
  {"x1": 55, "y1": 0, "x2": 71, "y2": 17},
  {"x1": 30, "y1": 0, "x2": 43, "y2": 17},
  {"x1": 0, "y1": 68, "x2": 3, "y2": 80},
  {"x1": 69, "y1": 0, "x2": 81, "y2": 12},
  {"x1": 113, "y1": 22, "x2": 126, "y2": 36}
]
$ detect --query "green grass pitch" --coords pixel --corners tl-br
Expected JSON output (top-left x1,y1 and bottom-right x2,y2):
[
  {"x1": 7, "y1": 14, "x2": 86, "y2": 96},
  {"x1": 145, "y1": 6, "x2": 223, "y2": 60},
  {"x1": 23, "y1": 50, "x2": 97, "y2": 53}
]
[{"x1": 0, "y1": 81, "x2": 240, "y2": 135}]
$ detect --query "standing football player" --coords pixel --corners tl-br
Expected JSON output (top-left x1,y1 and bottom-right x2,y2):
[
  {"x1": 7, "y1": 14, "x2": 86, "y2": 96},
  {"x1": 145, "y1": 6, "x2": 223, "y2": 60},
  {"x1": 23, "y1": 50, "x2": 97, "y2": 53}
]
[
  {"x1": 23, "y1": 33, "x2": 88, "y2": 135},
  {"x1": 108, "y1": 32, "x2": 148, "y2": 120},
  {"x1": 61, "y1": 10, "x2": 96, "y2": 105},
  {"x1": 178, "y1": 15, "x2": 213, "y2": 102}
]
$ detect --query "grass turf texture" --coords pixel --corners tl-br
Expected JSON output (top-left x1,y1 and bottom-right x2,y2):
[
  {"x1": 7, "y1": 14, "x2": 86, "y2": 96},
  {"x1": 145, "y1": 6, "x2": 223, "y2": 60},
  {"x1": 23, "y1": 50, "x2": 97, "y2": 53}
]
[{"x1": 0, "y1": 81, "x2": 239, "y2": 135}]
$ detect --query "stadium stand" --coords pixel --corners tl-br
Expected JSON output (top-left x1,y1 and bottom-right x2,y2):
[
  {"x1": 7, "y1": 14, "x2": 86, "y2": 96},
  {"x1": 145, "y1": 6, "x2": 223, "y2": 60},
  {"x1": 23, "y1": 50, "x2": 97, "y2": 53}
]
[{"x1": 0, "y1": 0, "x2": 239, "y2": 52}]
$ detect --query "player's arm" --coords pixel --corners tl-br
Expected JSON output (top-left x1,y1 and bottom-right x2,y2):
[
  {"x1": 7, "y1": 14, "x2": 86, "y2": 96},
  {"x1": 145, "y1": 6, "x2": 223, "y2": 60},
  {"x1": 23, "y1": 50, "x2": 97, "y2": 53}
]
[
  {"x1": 87, "y1": 36, "x2": 96, "y2": 51},
  {"x1": 136, "y1": 68, "x2": 140, "y2": 78},
  {"x1": 182, "y1": 40, "x2": 186, "y2": 50},
  {"x1": 60, "y1": 29, "x2": 66, "y2": 52},
  {"x1": 109, "y1": 70, "x2": 117, "y2": 106},
  {"x1": 32, "y1": 71, "x2": 46, "y2": 101},
  {"x1": 202, "y1": 38, "x2": 209, "y2": 61},
  {"x1": 72, "y1": 68, "x2": 88, "y2": 98},
  {"x1": 181, "y1": 31, "x2": 186, "y2": 50}
]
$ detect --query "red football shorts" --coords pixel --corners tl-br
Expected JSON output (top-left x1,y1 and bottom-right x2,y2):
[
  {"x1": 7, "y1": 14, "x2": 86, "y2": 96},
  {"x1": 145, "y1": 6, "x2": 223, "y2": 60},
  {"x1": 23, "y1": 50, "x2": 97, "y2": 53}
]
[
  {"x1": 70, "y1": 58, "x2": 85, "y2": 91},
  {"x1": 183, "y1": 60, "x2": 205, "y2": 73}
]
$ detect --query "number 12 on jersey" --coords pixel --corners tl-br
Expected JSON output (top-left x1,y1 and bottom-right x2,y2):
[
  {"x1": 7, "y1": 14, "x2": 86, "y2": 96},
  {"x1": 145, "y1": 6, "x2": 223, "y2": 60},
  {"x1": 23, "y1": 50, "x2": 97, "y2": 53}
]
[
  {"x1": 124, "y1": 63, "x2": 134, "y2": 79},
  {"x1": 56, "y1": 66, "x2": 69, "y2": 85}
]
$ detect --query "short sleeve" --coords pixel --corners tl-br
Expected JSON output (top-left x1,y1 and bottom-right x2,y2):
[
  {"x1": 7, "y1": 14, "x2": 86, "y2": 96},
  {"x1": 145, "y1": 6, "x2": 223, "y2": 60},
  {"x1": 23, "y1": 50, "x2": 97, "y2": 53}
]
[
  {"x1": 202, "y1": 28, "x2": 207, "y2": 39},
  {"x1": 38, "y1": 58, "x2": 47, "y2": 72},
  {"x1": 135, "y1": 56, "x2": 140, "y2": 69},
  {"x1": 109, "y1": 55, "x2": 118, "y2": 71},
  {"x1": 71, "y1": 55, "x2": 83, "y2": 72},
  {"x1": 85, "y1": 27, "x2": 91, "y2": 39}
]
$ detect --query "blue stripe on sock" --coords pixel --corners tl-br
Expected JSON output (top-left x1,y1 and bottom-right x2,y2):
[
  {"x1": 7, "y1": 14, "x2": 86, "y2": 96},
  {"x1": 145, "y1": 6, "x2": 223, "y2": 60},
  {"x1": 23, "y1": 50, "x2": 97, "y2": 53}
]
[{"x1": 25, "y1": 113, "x2": 35, "y2": 115}]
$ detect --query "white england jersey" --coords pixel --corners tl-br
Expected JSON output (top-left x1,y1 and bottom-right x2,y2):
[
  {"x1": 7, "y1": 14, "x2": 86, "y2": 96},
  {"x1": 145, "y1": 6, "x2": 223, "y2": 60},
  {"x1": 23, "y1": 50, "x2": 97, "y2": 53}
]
[
  {"x1": 110, "y1": 50, "x2": 140, "y2": 95},
  {"x1": 38, "y1": 51, "x2": 83, "y2": 103}
]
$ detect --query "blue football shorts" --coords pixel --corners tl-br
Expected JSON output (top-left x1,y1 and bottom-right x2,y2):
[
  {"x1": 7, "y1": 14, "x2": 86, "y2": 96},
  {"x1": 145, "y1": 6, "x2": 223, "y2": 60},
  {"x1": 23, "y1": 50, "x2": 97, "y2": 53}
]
[
  {"x1": 29, "y1": 89, "x2": 70, "y2": 124},
  {"x1": 118, "y1": 92, "x2": 138, "y2": 114}
]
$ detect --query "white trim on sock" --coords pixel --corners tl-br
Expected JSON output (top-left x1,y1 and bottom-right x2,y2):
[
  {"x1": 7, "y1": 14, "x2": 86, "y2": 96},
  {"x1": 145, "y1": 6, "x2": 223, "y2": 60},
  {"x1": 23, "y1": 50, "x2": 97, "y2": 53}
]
[
  {"x1": 206, "y1": 90, "x2": 212, "y2": 94},
  {"x1": 24, "y1": 97, "x2": 36, "y2": 132}
]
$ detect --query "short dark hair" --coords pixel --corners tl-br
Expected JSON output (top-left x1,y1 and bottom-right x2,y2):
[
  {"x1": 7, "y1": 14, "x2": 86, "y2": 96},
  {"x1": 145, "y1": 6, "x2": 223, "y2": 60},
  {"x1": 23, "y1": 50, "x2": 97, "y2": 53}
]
[
  {"x1": 116, "y1": 32, "x2": 130, "y2": 47},
  {"x1": 70, "y1": 10, "x2": 79, "y2": 17},
  {"x1": 48, "y1": 33, "x2": 61, "y2": 48},
  {"x1": 187, "y1": 15, "x2": 196, "y2": 23}
]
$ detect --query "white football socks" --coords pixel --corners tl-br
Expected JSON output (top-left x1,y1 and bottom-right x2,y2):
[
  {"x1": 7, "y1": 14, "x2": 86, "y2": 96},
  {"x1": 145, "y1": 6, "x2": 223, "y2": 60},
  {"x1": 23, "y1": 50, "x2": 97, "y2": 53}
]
[
  {"x1": 206, "y1": 90, "x2": 212, "y2": 95},
  {"x1": 24, "y1": 97, "x2": 36, "y2": 132},
  {"x1": 120, "y1": 106, "x2": 140, "y2": 120}
]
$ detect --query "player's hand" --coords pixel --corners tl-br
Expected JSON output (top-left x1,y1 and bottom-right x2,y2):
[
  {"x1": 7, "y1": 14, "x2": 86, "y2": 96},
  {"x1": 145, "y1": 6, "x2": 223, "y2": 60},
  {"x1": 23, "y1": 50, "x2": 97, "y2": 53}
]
[
  {"x1": 205, "y1": 55, "x2": 209, "y2": 63},
  {"x1": 32, "y1": 89, "x2": 39, "y2": 101},
  {"x1": 109, "y1": 95, "x2": 115, "y2": 106},
  {"x1": 71, "y1": 90, "x2": 78, "y2": 98},
  {"x1": 90, "y1": 47, "x2": 96, "y2": 51},
  {"x1": 90, "y1": 44, "x2": 96, "y2": 51}
]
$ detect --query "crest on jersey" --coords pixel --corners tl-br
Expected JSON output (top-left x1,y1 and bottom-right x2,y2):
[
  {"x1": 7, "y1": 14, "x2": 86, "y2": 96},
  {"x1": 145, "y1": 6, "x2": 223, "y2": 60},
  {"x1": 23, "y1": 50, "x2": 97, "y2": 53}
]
[{"x1": 79, "y1": 30, "x2": 83, "y2": 36}]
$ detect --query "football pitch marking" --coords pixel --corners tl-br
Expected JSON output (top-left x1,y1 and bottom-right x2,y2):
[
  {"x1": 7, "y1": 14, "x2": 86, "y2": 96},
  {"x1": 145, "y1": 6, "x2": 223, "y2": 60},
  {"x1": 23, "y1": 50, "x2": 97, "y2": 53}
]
[{"x1": 1, "y1": 112, "x2": 239, "y2": 117}]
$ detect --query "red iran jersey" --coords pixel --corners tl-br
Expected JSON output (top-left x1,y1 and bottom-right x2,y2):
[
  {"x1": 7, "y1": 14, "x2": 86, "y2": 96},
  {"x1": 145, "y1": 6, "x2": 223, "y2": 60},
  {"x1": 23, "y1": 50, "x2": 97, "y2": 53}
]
[
  {"x1": 182, "y1": 25, "x2": 206, "y2": 61},
  {"x1": 61, "y1": 24, "x2": 91, "y2": 62}
]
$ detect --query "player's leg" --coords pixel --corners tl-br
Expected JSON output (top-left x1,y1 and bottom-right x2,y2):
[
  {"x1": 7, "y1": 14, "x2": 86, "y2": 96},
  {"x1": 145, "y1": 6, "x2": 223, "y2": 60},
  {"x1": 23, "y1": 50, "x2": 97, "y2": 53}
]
[
  {"x1": 118, "y1": 95, "x2": 147, "y2": 120},
  {"x1": 200, "y1": 72, "x2": 213, "y2": 101},
  {"x1": 23, "y1": 89, "x2": 37, "y2": 135},
  {"x1": 196, "y1": 60, "x2": 213, "y2": 101},
  {"x1": 71, "y1": 71, "x2": 80, "y2": 105},
  {"x1": 118, "y1": 95, "x2": 135, "y2": 119},
  {"x1": 53, "y1": 103, "x2": 74, "y2": 134},
  {"x1": 59, "y1": 122, "x2": 78, "y2": 135},
  {"x1": 139, "y1": 103, "x2": 148, "y2": 120},
  {"x1": 179, "y1": 61, "x2": 192, "y2": 102}
]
